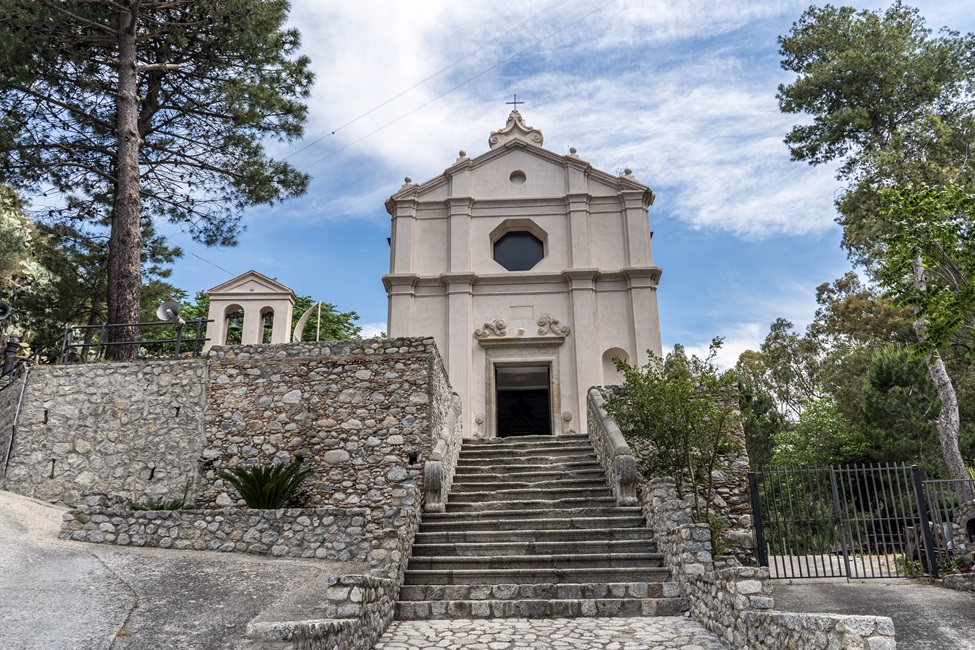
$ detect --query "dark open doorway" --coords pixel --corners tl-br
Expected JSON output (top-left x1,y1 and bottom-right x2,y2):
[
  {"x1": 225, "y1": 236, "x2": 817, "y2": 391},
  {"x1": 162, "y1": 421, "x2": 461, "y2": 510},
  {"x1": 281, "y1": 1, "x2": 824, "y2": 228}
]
[{"x1": 496, "y1": 365, "x2": 551, "y2": 437}]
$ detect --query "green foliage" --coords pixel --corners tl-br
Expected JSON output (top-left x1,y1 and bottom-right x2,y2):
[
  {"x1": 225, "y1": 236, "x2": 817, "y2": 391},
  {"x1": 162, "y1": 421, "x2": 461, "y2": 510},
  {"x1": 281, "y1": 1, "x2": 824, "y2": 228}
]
[
  {"x1": 737, "y1": 383, "x2": 780, "y2": 469},
  {"x1": 772, "y1": 397, "x2": 868, "y2": 467},
  {"x1": 606, "y1": 339, "x2": 742, "y2": 522},
  {"x1": 778, "y1": 2, "x2": 975, "y2": 177},
  {"x1": 0, "y1": 0, "x2": 314, "y2": 334},
  {"x1": 876, "y1": 183, "x2": 975, "y2": 357},
  {"x1": 292, "y1": 295, "x2": 362, "y2": 342},
  {"x1": 218, "y1": 460, "x2": 315, "y2": 510},
  {"x1": 862, "y1": 345, "x2": 944, "y2": 473}
]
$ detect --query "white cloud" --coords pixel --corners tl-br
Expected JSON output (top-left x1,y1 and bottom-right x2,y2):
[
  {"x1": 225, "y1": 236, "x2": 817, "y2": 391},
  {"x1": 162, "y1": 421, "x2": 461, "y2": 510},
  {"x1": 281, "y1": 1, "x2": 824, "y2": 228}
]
[
  {"x1": 683, "y1": 322, "x2": 766, "y2": 370},
  {"x1": 359, "y1": 321, "x2": 387, "y2": 338}
]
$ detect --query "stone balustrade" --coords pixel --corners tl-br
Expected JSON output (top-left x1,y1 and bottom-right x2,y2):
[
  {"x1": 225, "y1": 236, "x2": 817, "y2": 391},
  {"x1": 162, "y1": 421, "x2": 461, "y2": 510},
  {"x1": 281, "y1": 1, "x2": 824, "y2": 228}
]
[{"x1": 586, "y1": 387, "x2": 638, "y2": 506}]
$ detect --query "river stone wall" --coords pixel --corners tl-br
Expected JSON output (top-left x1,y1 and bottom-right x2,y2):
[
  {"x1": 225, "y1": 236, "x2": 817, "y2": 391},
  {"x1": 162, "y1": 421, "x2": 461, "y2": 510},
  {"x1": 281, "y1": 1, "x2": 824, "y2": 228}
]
[
  {"x1": 61, "y1": 488, "x2": 421, "y2": 576},
  {"x1": 644, "y1": 478, "x2": 896, "y2": 649},
  {"x1": 0, "y1": 373, "x2": 25, "y2": 472},
  {"x1": 199, "y1": 337, "x2": 450, "y2": 509},
  {"x1": 1, "y1": 360, "x2": 207, "y2": 505}
]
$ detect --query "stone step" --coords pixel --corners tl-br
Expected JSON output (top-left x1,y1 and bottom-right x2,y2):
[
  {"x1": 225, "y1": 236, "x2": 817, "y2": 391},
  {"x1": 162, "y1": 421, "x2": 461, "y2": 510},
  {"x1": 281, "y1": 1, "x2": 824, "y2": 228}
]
[
  {"x1": 414, "y1": 527, "x2": 656, "y2": 545},
  {"x1": 453, "y1": 462, "x2": 603, "y2": 476},
  {"x1": 449, "y1": 470, "x2": 608, "y2": 485},
  {"x1": 406, "y1": 552, "x2": 662, "y2": 572},
  {"x1": 445, "y1": 497, "x2": 619, "y2": 512},
  {"x1": 410, "y1": 539, "x2": 657, "y2": 557},
  {"x1": 448, "y1": 478, "x2": 610, "y2": 492},
  {"x1": 461, "y1": 435, "x2": 591, "y2": 447},
  {"x1": 395, "y1": 597, "x2": 688, "y2": 620},
  {"x1": 403, "y1": 565, "x2": 672, "y2": 585},
  {"x1": 398, "y1": 581, "x2": 679, "y2": 602},
  {"x1": 459, "y1": 446, "x2": 598, "y2": 460},
  {"x1": 446, "y1": 487, "x2": 614, "y2": 503},
  {"x1": 419, "y1": 512, "x2": 646, "y2": 532},
  {"x1": 455, "y1": 456, "x2": 600, "y2": 469}
]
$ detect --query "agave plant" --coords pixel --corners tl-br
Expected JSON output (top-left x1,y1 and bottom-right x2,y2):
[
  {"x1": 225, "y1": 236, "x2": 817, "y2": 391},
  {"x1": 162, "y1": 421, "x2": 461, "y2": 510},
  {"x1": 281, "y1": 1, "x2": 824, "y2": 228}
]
[{"x1": 218, "y1": 460, "x2": 315, "y2": 509}]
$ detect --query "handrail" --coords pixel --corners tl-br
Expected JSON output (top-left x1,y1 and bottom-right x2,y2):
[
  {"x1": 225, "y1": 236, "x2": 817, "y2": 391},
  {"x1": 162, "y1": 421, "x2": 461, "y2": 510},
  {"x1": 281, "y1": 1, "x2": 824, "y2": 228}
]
[
  {"x1": 59, "y1": 318, "x2": 211, "y2": 363},
  {"x1": 587, "y1": 387, "x2": 638, "y2": 506}
]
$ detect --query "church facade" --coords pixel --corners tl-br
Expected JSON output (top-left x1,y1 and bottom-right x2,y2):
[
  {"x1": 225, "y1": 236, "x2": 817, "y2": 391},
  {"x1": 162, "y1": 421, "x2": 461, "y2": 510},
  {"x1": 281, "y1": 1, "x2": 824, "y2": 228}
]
[{"x1": 383, "y1": 110, "x2": 662, "y2": 438}]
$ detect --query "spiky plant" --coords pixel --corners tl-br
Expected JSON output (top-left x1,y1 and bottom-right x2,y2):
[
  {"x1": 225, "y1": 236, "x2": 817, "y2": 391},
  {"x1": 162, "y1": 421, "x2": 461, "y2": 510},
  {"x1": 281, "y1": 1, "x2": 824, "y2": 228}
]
[{"x1": 218, "y1": 461, "x2": 315, "y2": 509}]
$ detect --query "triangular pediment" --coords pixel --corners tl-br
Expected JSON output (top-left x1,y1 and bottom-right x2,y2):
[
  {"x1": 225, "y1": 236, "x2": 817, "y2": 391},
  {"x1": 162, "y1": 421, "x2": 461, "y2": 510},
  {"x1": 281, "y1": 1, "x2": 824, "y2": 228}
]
[
  {"x1": 208, "y1": 270, "x2": 295, "y2": 300},
  {"x1": 388, "y1": 117, "x2": 651, "y2": 207}
]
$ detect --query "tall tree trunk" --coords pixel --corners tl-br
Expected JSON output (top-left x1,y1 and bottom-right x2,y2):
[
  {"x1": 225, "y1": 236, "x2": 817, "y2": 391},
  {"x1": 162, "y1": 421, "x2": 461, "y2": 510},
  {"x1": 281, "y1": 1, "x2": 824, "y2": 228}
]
[
  {"x1": 912, "y1": 258, "x2": 973, "y2": 499},
  {"x1": 106, "y1": 3, "x2": 143, "y2": 361}
]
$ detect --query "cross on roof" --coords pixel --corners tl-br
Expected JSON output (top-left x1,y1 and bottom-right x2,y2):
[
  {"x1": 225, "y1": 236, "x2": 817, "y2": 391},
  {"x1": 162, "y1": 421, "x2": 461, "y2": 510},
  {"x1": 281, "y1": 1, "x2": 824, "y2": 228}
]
[{"x1": 506, "y1": 94, "x2": 524, "y2": 110}]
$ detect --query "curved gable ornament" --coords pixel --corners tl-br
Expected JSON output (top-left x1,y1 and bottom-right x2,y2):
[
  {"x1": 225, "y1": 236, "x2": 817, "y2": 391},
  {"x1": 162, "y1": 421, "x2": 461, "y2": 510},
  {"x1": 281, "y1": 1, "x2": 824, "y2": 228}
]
[
  {"x1": 474, "y1": 318, "x2": 507, "y2": 339},
  {"x1": 489, "y1": 109, "x2": 544, "y2": 149},
  {"x1": 537, "y1": 315, "x2": 570, "y2": 336}
]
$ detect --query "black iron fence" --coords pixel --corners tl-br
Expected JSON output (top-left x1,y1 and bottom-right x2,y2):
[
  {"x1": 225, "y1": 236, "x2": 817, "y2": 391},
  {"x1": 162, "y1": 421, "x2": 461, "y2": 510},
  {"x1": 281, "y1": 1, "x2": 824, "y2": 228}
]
[
  {"x1": 59, "y1": 319, "x2": 211, "y2": 364},
  {"x1": 749, "y1": 463, "x2": 975, "y2": 580}
]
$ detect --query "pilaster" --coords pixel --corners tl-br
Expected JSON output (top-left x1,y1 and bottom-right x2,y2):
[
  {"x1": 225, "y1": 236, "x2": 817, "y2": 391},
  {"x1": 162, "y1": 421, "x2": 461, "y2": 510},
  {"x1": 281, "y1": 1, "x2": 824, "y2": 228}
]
[{"x1": 623, "y1": 267, "x2": 663, "y2": 364}]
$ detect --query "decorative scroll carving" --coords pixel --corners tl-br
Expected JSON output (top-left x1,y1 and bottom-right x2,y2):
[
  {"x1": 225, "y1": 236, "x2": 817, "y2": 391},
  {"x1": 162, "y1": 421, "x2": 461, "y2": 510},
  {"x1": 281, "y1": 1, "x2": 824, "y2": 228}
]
[
  {"x1": 475, "y1": 414, "x2": 485, "y2": 438},
  {"x1": 537, "y1": 315, "x2": 570, "y2": 337},
  {"x1": 474, "y1": 318, "x2": 507, "y2": 339},
  {"x1": 561, "y1": 411, "x2": 575, "y2": 435}
]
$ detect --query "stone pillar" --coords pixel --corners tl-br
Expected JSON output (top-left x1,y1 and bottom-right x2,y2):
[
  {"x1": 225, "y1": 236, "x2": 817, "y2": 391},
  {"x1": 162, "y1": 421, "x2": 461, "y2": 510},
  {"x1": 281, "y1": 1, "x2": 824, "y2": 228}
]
[
  {"x1": 382, "y1": 274, "x2": 417, "y2": 338},
  {"x1": 620, "y1": 189, "x2": 653, "y2": 268},
  {"x1": 564, "y1": 269, "x2": 599, "y2": 429},
  {"x1": 566, "y1": 193, "x2": 591, "y2": 268},
  {"x1": 388, "y1": 196, "x2": 418, "y2": 275},
  {"x1": 241, "y1": 308, "x2": 263, "y2": 346},
  {"x1": 624, "y1": 267, "x2": 663, "y2": 365},
  {"x1": 442, "y1": 272, "x2": 476, "y2": 434},
  {"x1": 447, "y1": 197, "x2": 473, "y2": 272}
]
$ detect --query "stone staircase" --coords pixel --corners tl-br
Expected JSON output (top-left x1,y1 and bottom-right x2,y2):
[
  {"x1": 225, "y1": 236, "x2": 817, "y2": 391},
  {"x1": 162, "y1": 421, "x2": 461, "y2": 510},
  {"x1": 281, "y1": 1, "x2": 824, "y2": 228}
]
[{"x1": 396, "y1": 434, "x2": 685, "y2": 619}]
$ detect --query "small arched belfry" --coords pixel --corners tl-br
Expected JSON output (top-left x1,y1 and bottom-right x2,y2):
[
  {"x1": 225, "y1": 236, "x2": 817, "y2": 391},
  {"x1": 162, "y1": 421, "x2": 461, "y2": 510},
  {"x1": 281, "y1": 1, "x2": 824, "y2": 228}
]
[
  {"x1": 383, "y1": 109, "x2": 663, "y2": 439},
  {"x1": 204, "y1": 270, "x2": 295, "y2": 351}
]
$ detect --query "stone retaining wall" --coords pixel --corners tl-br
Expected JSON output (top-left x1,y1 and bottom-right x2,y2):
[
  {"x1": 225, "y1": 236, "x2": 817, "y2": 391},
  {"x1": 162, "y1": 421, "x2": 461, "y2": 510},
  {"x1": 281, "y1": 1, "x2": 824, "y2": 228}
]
[
  {"x1": 2, "y1": 360, "x2": 207, "y2": 505},
  {"x1": 644, "y1": 478, "x2": 896, "y2": 649},
  {"x1": 0, "y1": 372, "x2": 25, "y2": 472},
  {"x1": 244, "y1": 575, "x2": 399, "y2": 650},
  {"x1": 60, "y1": 488, "x2": 420, "y2": 577},
  {"x1": 199, "y1": 338, "x2": 448, "y2": 509}
]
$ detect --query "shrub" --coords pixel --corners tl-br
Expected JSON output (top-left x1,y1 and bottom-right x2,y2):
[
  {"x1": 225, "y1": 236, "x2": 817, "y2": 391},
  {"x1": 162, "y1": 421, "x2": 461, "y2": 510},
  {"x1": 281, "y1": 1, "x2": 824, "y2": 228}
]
[{"x1": 218, "y1": 460, "x2": 315, "y2": 509}]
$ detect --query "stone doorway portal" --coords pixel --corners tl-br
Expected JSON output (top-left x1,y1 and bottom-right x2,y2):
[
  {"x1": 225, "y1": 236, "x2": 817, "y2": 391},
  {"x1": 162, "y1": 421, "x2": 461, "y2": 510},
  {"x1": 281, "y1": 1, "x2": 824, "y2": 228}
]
[{"x1": 495, "y1": 366, "x2": 551, "y2": 437}]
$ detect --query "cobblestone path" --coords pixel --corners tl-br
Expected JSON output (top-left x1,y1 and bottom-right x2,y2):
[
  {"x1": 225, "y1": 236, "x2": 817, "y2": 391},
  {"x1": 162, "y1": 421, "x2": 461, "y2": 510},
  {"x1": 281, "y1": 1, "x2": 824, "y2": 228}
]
[{"x1": 374, "y1": 616, "x2": 726, "y2": 649}]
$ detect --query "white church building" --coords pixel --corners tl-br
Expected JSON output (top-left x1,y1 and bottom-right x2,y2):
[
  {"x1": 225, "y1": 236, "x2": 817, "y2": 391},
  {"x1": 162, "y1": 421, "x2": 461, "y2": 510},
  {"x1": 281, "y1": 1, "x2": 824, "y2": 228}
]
[{"x1": 383, "y1": 109, "x2": 662, "y2": 439}]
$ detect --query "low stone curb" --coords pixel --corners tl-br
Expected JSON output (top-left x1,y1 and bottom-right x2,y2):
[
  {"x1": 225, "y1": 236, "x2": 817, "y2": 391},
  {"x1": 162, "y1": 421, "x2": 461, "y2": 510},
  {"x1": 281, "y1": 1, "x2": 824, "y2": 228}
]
[{"x1": 59, "y1": 494, "x2": 419, "y2": 577}]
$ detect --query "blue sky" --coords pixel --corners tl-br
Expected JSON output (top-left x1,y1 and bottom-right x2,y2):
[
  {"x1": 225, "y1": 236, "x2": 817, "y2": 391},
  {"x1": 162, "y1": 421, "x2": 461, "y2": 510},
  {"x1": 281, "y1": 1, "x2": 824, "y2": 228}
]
[{"x1": 158, "y1": 0, "x2": 975, "y2": 367}]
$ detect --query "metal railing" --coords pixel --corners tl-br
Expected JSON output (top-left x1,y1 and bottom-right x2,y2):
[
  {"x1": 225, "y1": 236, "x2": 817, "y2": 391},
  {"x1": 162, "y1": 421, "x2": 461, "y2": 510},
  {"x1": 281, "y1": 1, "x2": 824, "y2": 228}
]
[{"x1": 59, "y1": 318, "x2": 211, "y2": 364}]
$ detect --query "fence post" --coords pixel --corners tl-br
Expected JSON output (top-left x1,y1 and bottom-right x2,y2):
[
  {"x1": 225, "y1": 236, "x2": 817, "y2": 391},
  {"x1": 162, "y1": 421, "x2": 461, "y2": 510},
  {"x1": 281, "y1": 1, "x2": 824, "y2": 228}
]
[
  {"x1": 174, "y1": 320, "x2": 184, "y2": 359},
  {"x1": 829, "y1": 467, "x2": 853, "y2": 579},
  {"x1": 748, "y1": 471, "x2": 769, "y2": 568},
  {"x1": 911, "y1": 465, "x2": 939, "y2": 578}
]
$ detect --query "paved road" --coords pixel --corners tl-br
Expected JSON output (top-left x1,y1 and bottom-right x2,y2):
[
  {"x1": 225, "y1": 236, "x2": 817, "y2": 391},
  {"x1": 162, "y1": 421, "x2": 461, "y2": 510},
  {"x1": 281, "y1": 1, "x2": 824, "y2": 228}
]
[
  {"x1": 0, "y1": 491, "x2": 358, "y2": 650},
  {"x1": 773, "y1": 577, "x2": 975, "y2": 650},
  {"x1": 375, "y1": 617, "x2": 725, "y2": 650}
]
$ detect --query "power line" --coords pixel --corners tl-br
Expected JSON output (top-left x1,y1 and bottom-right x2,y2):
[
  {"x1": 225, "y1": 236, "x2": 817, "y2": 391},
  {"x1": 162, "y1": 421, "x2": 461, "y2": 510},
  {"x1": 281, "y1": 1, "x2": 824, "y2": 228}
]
[
  {"x1": 189, "y1": 251, "x2": 235, "y2": 277},
  {"x1": 302, "y1": 0, "x2": 620, "y2": 172},
  {"x1": 284, "y1": 0, "x2": 576, "y2": 162}
]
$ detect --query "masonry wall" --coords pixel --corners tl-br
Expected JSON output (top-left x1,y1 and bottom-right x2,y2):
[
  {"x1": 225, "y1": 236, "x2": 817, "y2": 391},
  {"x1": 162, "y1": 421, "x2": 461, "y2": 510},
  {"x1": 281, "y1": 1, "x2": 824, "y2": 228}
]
[
  {"x1": 199, "y1": 338, "x2": 450, "y2": 508},
  {"x1": 1, "y1": 361, "x2": 207, "y2": 505},
  {"x1": 0, "y1": 374, "x2": 24, "y2": 472}
]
